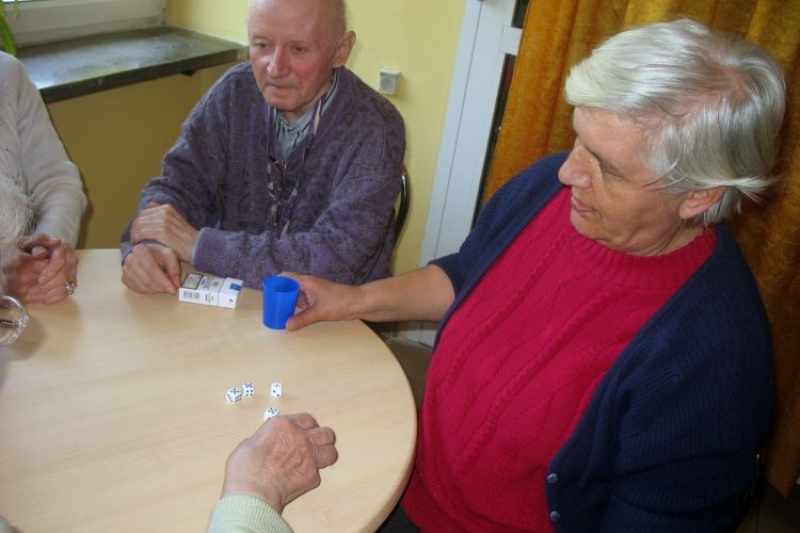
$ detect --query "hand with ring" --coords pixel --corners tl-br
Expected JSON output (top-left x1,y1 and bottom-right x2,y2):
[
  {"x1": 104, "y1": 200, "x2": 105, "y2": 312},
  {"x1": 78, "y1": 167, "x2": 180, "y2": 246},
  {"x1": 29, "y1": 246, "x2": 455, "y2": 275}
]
[
  {"x1": 1, "y1": 234, "x2": 80, "y2": 304},
  {"x1": 64, "y1": 280, "x2": 77, "y2": 295}
]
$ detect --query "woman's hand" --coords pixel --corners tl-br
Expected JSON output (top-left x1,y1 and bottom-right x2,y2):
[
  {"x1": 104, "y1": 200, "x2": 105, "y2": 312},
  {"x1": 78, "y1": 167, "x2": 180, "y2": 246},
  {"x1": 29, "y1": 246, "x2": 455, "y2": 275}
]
[
  {"x1": 283, "y1": 274, "x2": 365, "y2": 331},
  {"x1": 3, "y1": 234, "x2": 79, "y2": 304}
]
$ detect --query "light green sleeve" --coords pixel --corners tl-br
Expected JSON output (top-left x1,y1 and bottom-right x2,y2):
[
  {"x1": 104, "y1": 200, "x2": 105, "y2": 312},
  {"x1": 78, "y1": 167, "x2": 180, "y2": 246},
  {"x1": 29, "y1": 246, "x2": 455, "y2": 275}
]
[{"x1": 207, "y1": 494, "x2": 293, "y2": 533}]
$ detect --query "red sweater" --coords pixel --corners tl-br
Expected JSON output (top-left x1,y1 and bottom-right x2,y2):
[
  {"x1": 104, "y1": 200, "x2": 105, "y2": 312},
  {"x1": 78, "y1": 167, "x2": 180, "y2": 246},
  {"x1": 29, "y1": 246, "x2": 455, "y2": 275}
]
[{"x1": 402, "y1": 189, "x2": 715, "y2": 532}]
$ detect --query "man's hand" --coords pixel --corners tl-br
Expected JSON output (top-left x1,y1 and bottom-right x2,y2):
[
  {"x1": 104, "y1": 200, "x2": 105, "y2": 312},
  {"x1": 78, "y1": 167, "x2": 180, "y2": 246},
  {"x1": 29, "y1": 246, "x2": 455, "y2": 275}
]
[
  {"x1": 121, "y1": 243, "x2": 182, "y2": 294},
  {"x1": 221, "y1": 413, "x2": 338, "y2": 514},
  {"x1": 130, "y1": 203, "x2": 199, "y2": 263},
  {"x1": 2, "y1": 234, "x2": 79, "y2": 305}
]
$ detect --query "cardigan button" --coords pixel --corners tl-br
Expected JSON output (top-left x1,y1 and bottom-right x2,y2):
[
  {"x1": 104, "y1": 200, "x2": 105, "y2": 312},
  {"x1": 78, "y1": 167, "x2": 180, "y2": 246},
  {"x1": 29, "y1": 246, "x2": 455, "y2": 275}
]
[
  {"x1": 549, "y1": 511, "x2": 561, "y2": 522},
  {"x1": 546, "y1": 473, "x2": 558, "y2": 484}
]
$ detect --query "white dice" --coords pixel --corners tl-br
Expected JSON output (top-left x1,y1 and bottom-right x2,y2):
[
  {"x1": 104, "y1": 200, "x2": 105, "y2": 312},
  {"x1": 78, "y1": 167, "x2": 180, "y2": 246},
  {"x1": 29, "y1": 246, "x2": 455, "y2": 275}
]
[
  {"x1": 225, "y1": 381, "x2": 283, "y2": 422},
  {"x1": 225, "y1": 388, "x2": 243, "y2": 404}
]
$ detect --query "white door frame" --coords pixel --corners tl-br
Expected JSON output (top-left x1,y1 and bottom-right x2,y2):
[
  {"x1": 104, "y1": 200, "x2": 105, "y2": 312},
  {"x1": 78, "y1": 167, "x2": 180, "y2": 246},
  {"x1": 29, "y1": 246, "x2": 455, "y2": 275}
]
[{"x1": 408, "y1": 0, "x2": 521, "y2": 345}]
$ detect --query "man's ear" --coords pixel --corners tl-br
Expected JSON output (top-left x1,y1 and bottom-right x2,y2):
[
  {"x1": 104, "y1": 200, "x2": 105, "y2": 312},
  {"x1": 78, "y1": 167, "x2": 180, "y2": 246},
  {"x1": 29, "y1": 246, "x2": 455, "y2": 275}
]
[
  {"x1": 678, "y1": 187, "x2": 726, "y2": 221},
  {"x1": 332, "y1": 31, "x2": 356, "y2": 68}
]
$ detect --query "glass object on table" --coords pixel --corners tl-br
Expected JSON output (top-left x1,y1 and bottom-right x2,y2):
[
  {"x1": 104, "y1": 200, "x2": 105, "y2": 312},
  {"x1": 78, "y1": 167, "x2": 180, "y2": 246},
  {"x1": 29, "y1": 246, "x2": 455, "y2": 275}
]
[{"x1": 0, "y1": 294, "x2": 29, "y2": 345}]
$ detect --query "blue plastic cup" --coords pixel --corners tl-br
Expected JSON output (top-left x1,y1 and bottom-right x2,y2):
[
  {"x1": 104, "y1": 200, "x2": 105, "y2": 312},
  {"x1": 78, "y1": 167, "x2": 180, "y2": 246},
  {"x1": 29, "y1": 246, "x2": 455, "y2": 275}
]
[{"x1": 262, "y1": 276, "x2": 299, "y2": 330}]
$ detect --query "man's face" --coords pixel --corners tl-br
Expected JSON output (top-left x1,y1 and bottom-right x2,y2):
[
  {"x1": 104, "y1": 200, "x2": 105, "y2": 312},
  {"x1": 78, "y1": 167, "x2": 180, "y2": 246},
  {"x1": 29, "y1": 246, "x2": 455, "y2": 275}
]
[
  {"x1": 558, "y1": 107, "x2": 696, "y2": 256},
  {"x1": 247, "y1": 0, "x2": 352, "y2": 124}
]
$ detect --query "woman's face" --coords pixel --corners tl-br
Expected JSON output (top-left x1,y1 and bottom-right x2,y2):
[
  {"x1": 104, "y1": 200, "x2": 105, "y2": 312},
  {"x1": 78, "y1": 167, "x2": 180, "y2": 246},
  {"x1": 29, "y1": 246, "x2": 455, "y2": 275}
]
[{"x1": 558, "y1": 107, "x2": 701, "y2": 256}]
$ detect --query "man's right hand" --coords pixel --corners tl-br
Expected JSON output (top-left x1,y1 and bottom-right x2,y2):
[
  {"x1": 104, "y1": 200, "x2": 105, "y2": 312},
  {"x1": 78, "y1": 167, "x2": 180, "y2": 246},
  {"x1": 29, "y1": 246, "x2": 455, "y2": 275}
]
[{"x1": 121, "y1": 243, "x2": 182, "y2": 294}]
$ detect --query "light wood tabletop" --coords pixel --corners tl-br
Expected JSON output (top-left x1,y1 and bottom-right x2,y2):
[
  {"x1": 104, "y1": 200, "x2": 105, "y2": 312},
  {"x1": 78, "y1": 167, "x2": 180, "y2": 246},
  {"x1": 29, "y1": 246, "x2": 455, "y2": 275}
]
[{"x1": 0, "y1": 249, "x2": 417, "y2": 533}]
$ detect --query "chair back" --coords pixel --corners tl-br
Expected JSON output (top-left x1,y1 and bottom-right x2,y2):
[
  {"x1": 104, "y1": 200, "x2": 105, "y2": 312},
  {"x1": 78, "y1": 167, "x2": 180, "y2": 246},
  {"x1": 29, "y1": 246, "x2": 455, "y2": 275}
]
[{"x1": 395, "y1": 168, "x2": 409, "y2": 237}]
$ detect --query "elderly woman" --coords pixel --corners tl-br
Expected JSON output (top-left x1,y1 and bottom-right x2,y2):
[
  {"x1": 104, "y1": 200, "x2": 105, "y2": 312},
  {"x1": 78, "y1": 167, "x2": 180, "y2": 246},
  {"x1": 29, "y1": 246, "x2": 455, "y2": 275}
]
[
  {"x1": 0, "y1": 136, "x2": 34, "y2": 533},
  {"x1": 284, "y1": 19, "x2": 785, "y2": 533},
  {"x1": 0, "y1": 51, "x2": 86, "y2": 305}
]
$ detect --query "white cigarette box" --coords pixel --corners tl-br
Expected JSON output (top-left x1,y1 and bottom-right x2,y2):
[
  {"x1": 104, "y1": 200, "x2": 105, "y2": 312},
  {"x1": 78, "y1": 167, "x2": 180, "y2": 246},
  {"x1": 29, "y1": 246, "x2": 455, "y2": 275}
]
[
  {"x1": 179, "y1": 273, "x2": 223, "y2": 306},
  {"x1": 180, "y1": 274, "x2": 244, "y2": 308},
  {"x1": 218, "y1": 277, "x2": 244, "y2": 309}
]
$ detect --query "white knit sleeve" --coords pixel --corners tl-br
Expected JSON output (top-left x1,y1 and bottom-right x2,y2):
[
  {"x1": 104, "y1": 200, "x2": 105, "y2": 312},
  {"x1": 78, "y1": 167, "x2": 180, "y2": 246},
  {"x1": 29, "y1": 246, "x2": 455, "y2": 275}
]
[{"x1": 7, "y1": 52, "x2": 87, "y2": 246}]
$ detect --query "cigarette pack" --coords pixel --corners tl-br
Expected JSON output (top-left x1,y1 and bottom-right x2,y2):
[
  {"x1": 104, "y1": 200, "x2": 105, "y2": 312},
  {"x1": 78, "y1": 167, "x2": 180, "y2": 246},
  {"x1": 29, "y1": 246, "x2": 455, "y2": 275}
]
[
  {"x1": 218, "y1": 277, "x2": 244, "y2": 309},
  {"x1": 179, "y1": 274, "x2": 243, "y2": 308}
]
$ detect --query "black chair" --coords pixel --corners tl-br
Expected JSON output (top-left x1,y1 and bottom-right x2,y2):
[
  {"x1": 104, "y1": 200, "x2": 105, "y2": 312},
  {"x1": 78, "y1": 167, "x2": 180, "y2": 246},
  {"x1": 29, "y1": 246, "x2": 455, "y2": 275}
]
[
  {"x1": 367, "y1": 169, "x2": 410, "y2": 340},
  {"x1": 395, "y1": 168, "x2": 409, "y2": 237}
]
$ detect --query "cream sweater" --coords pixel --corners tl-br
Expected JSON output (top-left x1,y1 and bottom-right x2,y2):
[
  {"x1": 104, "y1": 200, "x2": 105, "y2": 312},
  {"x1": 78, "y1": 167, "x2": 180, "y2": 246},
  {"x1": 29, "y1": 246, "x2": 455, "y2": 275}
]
[{"x1": 0, "y1": 51, "x2": 86, "y2": 246}]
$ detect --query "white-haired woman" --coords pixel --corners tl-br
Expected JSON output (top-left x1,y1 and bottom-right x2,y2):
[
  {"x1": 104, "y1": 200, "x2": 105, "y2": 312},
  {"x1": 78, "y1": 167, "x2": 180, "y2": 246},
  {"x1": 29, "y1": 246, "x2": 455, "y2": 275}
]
[
  {"x1": 0, "y1": 51, "x2": 86, "y2": 305},
  {"x1": 283, "y1": 19, "x2": 785, "y2": 533}
]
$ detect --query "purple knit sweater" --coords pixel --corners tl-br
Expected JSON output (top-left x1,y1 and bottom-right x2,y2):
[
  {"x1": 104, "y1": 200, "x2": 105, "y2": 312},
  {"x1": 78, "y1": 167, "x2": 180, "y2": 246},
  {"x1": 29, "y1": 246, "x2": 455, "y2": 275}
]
[{"x1": 120, "y1": 64, "x2": 405, "y2": 288}]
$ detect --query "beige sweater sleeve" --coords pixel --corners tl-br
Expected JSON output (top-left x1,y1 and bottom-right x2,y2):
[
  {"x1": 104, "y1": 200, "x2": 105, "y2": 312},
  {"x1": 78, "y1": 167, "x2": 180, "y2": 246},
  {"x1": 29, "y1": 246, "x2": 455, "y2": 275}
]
[{"x1": 207, "y1": 494, "x2": 293, "y2": 533}]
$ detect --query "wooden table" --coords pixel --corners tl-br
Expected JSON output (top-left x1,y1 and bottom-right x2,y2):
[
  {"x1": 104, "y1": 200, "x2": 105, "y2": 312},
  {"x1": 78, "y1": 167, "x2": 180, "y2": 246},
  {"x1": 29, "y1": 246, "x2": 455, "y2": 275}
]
[{"x1": 0, "y1": 249, "x2": 417, "y2": 533}]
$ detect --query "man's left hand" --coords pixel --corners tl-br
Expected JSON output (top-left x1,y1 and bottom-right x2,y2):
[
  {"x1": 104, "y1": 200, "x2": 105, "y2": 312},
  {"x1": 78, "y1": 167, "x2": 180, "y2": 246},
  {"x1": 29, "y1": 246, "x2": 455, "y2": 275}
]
[{"x1": 130, "y1": 203, "x2": 199, "y2": 263}]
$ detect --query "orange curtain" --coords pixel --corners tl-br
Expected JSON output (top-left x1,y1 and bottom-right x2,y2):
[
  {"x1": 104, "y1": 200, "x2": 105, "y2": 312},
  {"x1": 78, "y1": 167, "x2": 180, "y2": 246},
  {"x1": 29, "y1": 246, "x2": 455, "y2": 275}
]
[{"x1": 486, "y1": 0, "x2": 800, "y2": 496}]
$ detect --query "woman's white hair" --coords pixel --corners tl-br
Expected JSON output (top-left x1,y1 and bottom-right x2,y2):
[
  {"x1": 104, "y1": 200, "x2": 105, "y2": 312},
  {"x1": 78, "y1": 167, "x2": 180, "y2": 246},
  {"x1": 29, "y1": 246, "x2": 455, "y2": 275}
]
[
  {"x1": 565, "y1": 19, "x2": 786, "y2": 225},
  {"x1": 0, "y1": 178, "x2": 28, "y2": 249},
  {"x1": 0, "y1": 176, "x2": 30, "y2": 292}
]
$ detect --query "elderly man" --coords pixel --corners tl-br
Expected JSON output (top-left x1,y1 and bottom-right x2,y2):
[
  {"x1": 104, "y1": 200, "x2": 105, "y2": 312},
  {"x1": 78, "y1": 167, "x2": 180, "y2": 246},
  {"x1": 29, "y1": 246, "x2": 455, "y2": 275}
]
[
  {"x1": 284, "y1": 19, "x2": 784, "y2": 533},
  {"x1": 121, "y1": 0, "x2": 405, "y2": 293}
]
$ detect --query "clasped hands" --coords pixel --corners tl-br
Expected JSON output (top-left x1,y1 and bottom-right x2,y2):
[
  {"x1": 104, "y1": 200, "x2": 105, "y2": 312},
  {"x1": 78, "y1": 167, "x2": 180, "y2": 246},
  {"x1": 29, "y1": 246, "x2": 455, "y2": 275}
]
[
  {"x1": 2, "y1": 233, "x2": 79, "y2": 304},
  {"x1": 122, "y1": 203, "x2": 199, "y2": 294}
]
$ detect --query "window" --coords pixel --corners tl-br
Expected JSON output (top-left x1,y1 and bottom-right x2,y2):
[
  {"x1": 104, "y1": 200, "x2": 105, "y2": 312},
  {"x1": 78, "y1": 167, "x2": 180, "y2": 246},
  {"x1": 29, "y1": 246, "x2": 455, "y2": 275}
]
[{"x1": 3, "y1": 0, "x2": 165, "y2": 46}]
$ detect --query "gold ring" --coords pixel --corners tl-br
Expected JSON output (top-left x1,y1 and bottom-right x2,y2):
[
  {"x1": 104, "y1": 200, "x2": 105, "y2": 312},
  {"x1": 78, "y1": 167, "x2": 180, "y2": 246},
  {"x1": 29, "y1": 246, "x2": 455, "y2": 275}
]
[{"x1": 64, "y1": 281, "x2": 76, "y2": 295}]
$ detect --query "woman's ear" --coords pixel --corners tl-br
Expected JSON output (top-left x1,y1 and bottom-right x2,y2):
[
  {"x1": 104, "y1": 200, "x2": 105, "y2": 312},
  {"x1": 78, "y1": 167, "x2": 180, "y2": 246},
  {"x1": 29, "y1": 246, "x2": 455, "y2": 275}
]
[{"x1": 679, "y1": 187, "x2": 725, "y2": 221}]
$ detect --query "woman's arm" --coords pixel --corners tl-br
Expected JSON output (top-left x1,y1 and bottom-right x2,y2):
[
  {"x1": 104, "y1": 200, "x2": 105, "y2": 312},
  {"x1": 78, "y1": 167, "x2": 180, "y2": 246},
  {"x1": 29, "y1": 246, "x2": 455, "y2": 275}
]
[{"x1": 286, "y1": 264, "x2": 455, "y2": 330}]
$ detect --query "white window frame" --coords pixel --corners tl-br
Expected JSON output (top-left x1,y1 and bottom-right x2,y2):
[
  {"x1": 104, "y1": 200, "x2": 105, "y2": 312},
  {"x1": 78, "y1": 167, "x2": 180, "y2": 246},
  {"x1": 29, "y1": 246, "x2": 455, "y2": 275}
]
[
  {"x1": 3, "y1": 0, "x2": 166, "y2": 46},
  {"x1": 407, "y1": 0, "x2": 521, "y2": 346}
]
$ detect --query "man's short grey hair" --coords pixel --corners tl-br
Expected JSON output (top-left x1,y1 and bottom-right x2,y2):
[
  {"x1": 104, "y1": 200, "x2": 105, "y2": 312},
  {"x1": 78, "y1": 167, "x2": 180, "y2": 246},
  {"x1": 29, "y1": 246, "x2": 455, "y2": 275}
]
[
  {"x1": 247, "y1": 0, "x2": 348, "y2": 41},
  {"x1": 331, "y1": 0, "x2": 348, "y2": 38},
  {"x1": 565, "y1": 19, "x2": 786, "y2": 225}
]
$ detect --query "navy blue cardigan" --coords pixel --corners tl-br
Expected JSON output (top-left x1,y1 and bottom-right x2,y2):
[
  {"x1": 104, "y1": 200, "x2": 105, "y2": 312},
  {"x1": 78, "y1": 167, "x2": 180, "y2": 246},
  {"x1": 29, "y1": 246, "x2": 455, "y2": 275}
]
[{"x1": 431, "y1": 153, "x2": 773, "y2": 533}]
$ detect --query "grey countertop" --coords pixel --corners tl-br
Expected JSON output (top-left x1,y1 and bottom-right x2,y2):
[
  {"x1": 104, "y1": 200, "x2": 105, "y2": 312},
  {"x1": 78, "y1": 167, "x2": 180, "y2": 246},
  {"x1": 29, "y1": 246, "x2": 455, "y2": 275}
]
[{"x1": 17, "y1": 26, "x2": 247, "y2": 103}]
